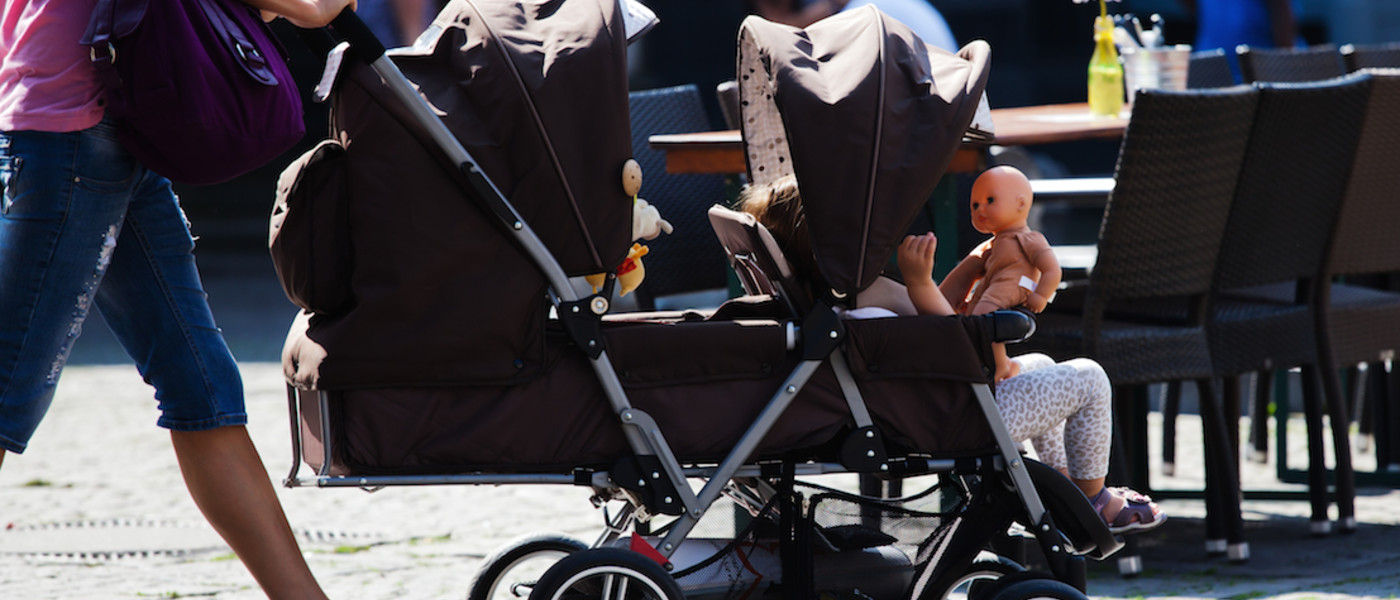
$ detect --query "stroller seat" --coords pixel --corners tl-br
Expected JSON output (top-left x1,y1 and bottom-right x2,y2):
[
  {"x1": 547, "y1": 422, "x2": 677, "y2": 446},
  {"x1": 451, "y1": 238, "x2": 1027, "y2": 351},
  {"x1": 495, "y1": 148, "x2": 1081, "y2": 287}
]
[{"x1": 707, "y1": 205, "x2": 1121, "y2": 561}]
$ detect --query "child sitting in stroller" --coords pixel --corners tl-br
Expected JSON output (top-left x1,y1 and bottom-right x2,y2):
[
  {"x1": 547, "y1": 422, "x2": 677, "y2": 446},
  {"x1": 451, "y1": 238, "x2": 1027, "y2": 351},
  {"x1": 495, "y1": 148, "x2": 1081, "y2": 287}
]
[{"x1": 739, "y1": 174, "x2": 1167, "y2": 536}]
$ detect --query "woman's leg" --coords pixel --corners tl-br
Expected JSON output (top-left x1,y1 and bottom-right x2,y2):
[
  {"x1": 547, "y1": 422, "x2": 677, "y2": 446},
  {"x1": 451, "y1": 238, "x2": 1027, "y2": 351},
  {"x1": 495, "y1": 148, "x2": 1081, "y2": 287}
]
[
  {"x1": 0, "y1": 125, "x2": 133, "y2": 454},
  {"x1": 173, "y1": 426, "x2": 327, "y2": 600},
  {"x1": 93, "y1": 162, "x2": 327, "y2": 599}
]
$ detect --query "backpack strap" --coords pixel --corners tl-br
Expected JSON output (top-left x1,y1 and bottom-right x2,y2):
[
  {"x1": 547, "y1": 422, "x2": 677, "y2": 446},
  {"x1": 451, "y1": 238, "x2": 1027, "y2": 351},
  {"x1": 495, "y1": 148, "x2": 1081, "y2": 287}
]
[
  {"x1": 80, "y1": 0, "x2": 123, "y2": 92},
  {"x1": 81, "y1": 0, "x2": 151, "y2": 90}
]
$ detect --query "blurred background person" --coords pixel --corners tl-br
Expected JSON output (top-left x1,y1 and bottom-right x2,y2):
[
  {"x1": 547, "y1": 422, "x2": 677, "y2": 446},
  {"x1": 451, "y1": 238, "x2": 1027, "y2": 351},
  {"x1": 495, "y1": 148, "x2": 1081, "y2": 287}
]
[
  {"x1": 358, "y1": 0, "x2": 436, "y2": 47},
  {"x1": 1179, "y1": 0, "x2": 1301, "y2": 80}
]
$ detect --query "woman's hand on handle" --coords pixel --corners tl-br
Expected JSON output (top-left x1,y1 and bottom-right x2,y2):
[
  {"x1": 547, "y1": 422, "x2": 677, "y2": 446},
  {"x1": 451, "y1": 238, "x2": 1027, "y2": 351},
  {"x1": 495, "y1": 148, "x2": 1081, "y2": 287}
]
[{"x1": 246, "y1": 0, "x2": 357, "y2": 29}]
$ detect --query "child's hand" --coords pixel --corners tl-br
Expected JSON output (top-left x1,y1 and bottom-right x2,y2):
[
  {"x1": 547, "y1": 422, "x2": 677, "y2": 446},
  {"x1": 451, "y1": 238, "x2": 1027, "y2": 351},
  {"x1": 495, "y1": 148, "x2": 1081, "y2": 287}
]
[{"x1": 897, "y1": 233, "x2": 938, "y2": 282}]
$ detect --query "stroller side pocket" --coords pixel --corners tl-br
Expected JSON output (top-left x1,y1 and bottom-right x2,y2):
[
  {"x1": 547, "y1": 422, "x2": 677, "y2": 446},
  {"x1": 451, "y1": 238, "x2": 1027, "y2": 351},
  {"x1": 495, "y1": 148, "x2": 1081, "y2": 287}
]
[{"x1": 270, "y1": 139, "x2": 354, "y2": 315}]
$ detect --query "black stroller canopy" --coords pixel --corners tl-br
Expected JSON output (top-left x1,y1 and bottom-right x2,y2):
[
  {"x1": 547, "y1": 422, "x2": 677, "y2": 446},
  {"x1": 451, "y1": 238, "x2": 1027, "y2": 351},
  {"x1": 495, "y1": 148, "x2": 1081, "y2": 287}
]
[
  {"x1": 397, "y1": 0, "x2": 635, "y2": 274},
  {"x1": 737, "y1": 6, "x2": 990, "y2": 295}
]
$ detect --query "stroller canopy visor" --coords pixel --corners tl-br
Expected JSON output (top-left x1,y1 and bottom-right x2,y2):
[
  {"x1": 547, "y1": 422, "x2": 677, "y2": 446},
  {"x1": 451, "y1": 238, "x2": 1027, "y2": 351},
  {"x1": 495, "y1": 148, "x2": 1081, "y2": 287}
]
[{"x1": 737, "y1": 7, "x2": 990, "y2": 295}]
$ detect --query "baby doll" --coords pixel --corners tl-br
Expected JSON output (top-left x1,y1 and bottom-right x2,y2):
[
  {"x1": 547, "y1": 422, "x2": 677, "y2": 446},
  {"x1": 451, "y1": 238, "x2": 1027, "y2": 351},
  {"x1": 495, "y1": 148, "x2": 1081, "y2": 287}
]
[
  {"x1": 940, "y1": 165, "x2": 1062, "y2": 317},
  {"x1": 903, "y1": 165, "x2": 1061, "y2": 382}
]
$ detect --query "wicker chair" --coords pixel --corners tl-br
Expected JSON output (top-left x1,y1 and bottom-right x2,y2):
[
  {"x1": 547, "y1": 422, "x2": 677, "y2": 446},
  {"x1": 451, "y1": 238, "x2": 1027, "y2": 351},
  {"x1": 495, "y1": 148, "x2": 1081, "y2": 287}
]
[
  {"x1": 1237, "y1": 44, "x2": 1347, "y2": 83},
  {"x1": 1188, "y1": 48, "x2": 1238, "y2": 89},
  {"x1": 627, "y1": 85, "x2": 731, "y2": 309},
  {"x1": 1341, "y1": 41, "x2": 1400, "y2": 71},
  {"x1": 1189, "y1": 74, "x2": 1371, "y2": 536},
  {"x1": 1312, "y1": 69, "x2": 1400, "y2": 505},
  {"x1": 1021, "y1": 86, "x2": 1260, "y2": 564}
]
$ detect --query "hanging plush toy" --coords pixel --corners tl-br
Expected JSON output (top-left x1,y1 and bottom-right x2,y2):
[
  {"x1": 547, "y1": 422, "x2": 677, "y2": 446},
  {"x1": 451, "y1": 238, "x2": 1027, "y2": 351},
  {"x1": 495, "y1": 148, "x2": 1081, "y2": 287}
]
[{"x1": 586, "y1": 159, "x2": 673, "y2": 296}]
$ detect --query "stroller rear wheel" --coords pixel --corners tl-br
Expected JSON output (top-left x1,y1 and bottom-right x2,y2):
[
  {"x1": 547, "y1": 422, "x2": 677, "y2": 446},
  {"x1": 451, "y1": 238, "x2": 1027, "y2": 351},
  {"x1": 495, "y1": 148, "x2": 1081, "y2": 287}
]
[
  {"x1": 528, "y1": 547, "x2": 683, "y2": 600},
  {"x1": 925, "y1": 553, "x2": 1025, "y2": 600},
  {"x1": 469, "y1": 533, "x2": 589, "y2": 600}
]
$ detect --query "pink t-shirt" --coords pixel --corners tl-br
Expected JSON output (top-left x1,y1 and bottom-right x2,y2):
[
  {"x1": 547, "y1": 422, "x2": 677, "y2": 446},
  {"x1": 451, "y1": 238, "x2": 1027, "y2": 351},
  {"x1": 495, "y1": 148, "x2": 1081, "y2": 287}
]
[{"x1": 0, "y1": 0, "x2": 104, "y2": 132}]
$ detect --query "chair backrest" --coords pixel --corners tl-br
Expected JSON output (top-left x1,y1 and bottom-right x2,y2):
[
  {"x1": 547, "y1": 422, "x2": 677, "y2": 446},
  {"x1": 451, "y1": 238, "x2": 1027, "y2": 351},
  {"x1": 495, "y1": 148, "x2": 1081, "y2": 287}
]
[
  {"x1": 1237, "y1": 44, "x2": 1346, "y2": 83},
  {"x1": 1213, "y1": 74, "x2": 1372, "y2": 293},
  {"x1": 628, "y1": 84, "x2": 731, "y2": 307},
  {"x1": 1327, "y1": 69, "x2": 1400, "y2": 278},
  {"x1": 708, "y1": 205, "x2": 809, "y2": 316},
  {"x1": 1188, "y1": 48, "x2": 1238, "y2": 89},
  {"x1": 715, "y1": 79, "x2": 742, "y2": 130},
  {"x1": 1341, "y1": 41, "x2": 1400, "y2": 72},
  {"x1": 1087, "y1": 86, "x2": 1259, "y2": 313}
]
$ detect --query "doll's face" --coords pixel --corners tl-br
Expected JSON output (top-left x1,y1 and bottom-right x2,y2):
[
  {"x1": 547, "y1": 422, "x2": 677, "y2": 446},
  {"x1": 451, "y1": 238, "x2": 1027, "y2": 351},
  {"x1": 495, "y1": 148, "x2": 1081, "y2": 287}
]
[{"x1": 969, "y1": 167, "x2": 1032, "y2": 235}]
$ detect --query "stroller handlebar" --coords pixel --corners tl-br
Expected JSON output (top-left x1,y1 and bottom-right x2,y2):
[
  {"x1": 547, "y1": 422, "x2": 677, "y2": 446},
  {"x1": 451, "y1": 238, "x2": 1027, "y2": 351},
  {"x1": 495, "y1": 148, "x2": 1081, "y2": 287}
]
[
  {"x1": 329, "y1": 8, "x2": 384, "y2": 62},
  {"x1": 287, "y1": 8, "x2": 384, "y2": 64}
]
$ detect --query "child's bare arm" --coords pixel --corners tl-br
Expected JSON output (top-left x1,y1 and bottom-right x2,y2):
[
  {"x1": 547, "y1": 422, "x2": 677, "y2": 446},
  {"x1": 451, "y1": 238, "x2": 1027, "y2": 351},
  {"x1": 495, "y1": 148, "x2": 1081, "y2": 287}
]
[
  {"x1": 897, "y1": 233, "x2": 955, "y2": 316},
  {"x1": 938, "y1": 239, "x2": 989, "y2": 313}
]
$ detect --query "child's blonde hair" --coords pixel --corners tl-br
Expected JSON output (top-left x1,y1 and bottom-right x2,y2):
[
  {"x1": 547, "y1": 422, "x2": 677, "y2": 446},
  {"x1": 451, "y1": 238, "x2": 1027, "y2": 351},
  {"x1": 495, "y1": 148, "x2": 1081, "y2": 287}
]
[{"x1": 737, "y1": 175, "x2": 824, "y2": 300}]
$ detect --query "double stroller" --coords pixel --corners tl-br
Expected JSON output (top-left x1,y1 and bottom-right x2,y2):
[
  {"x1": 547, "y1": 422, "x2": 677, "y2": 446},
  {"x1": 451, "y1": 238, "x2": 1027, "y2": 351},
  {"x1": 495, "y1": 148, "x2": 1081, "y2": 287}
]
[{"x1": 271, "y1": 2, "x2": 1123, "y2": 599}]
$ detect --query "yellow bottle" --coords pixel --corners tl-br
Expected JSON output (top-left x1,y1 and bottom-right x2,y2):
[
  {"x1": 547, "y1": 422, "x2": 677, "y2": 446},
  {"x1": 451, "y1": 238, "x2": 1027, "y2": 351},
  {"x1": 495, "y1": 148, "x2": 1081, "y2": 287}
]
[{"x1": 1087, "y1": 15, "x2": 1124, "y2": 117}]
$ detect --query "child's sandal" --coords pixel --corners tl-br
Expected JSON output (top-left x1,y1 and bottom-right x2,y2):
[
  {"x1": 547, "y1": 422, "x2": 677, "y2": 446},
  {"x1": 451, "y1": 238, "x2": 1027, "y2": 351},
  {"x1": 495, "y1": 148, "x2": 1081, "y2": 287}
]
[{"x1": 1090, "y1": 486, "x2": 1167, "y2": 535}]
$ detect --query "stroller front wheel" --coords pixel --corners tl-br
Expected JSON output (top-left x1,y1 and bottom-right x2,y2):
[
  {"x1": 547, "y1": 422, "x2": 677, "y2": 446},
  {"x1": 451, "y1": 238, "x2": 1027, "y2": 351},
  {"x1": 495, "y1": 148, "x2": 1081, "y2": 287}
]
[
  {"x1": 528, "y1": 547, "x2": 683, "y2": 600},
  {"x1": 978, "y1": 576, "x2": 1087, "y2": 600},
  {"x1": 469, "y1": 533, "x2": 590, "y2": 600}
]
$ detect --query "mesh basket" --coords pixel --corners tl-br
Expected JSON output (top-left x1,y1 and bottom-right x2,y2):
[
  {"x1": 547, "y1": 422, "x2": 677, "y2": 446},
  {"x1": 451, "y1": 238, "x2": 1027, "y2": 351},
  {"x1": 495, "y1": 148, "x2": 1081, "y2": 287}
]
[{"x1": 803, "y1": 478, "x2": 968, "y2": 562}]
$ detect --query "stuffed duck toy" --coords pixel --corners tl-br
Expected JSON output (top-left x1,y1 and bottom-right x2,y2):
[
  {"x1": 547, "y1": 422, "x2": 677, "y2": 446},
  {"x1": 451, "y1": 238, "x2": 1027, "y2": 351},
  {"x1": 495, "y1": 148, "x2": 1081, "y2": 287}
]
[{"x1": 586, "y1": 159, "x2": 673, "y2": 296}]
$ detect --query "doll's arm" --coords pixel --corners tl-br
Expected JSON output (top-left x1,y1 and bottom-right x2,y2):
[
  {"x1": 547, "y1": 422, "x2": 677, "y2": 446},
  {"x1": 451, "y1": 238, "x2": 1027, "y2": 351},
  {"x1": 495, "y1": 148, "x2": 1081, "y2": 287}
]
[
  {"x1": 1026, "y1": 246, "x2": 1062, "y2": 313},
  {"x1": 897, "y1": 233, "x2": 955, "y2": 316}
]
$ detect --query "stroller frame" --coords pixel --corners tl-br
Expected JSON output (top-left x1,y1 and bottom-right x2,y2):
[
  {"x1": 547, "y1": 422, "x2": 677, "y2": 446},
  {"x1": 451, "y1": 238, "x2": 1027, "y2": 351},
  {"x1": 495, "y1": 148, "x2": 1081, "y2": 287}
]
[{"x1": 282, "y1": 10, "x2": 1118, "y2": 600}]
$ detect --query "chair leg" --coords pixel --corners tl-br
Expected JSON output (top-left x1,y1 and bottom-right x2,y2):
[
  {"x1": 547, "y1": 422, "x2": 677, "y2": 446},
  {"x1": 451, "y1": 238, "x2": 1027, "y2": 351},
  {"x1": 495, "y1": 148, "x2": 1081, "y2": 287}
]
[
  {"x1": 1109, "y1": 384, "x2": 1146, "y2": 577},
  {"x1": 1197, "y1": 377, "x2": 1248, "y2": 562},
  {"x1": 1318, "y1": 362, "x2": 1358, "y2": 534},
  {"x1": 1161, "y1": 381, "x2": 1181, "y2": 476},
  {"x1": 1352, "y1": 365, "x2": 1372, "y2": 453},
  {"x1": 1223, "y1": 375, "x2": 1243, "y2": 464},
  {"x1": 1197, "y1": 378, "x2": 1224, "y2": 556},
  {"x1": 1249, "y1": 370, "x2": 1272, "y2": 463},
  {"x1": 1299, "y1": 365, "x2": 1333, "y2": 536},
  {"x1": 1378, "y1": 364, "x2": 1398, "y2": 470}
]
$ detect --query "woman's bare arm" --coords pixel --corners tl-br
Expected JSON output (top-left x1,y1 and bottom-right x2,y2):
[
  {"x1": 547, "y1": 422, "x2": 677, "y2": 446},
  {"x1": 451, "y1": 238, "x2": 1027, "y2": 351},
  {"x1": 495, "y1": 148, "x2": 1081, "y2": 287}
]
[{"x1": 245, "y1": 0, "x2": 357, "y2": 29}]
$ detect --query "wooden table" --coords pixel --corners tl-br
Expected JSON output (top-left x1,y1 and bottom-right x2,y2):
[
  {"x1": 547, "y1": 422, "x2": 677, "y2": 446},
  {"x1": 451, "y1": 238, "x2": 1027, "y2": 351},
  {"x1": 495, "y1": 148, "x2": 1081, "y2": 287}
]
[{"x1": 648, "y1": 102, "x2": 1129, "y2": 175}]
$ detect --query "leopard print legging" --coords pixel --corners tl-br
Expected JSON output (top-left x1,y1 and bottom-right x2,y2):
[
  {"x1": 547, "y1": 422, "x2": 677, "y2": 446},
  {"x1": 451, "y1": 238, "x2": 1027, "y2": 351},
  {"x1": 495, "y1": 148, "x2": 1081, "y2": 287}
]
[{"x1": 995, "y1": 353, "x2": 1113, "y2": 481}]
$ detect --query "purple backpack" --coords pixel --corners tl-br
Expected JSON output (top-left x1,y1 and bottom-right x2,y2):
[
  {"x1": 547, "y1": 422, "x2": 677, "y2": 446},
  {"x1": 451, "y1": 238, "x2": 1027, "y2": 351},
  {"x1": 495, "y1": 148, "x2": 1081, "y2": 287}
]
[{"x1": 82, "y1": 0, "x2": 305, "y2": 185}]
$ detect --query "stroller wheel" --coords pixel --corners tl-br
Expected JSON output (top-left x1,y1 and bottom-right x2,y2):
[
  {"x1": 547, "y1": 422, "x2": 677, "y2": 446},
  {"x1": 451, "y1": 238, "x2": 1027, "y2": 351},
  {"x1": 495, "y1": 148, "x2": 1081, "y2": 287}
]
[
  {"x1": 974, "y1": 574, "x2": 1087, "y2": 600},
  {"x1": 528, "y1": 547, "x2": 683, "y2": 600},
  {"x1": 924, "y1": 553, "x2": 1025, "y2": 600},
  {"x1": 469, "y1": 533, "x2": 589, "y2": 600}
]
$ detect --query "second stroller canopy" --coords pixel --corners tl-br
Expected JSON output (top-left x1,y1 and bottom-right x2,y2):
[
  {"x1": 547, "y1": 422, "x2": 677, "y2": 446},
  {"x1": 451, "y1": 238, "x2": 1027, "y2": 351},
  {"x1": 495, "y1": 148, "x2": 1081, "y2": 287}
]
[{"x1": 737, "y1": 6, "x2": 990, "y2": 297}]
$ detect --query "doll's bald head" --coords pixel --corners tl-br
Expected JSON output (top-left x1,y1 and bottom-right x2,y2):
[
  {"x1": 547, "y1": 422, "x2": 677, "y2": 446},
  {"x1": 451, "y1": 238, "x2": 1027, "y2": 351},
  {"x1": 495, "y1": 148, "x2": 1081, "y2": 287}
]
[{"x1": 969, "y1": 166, "x2": 1033, "y2": 235}]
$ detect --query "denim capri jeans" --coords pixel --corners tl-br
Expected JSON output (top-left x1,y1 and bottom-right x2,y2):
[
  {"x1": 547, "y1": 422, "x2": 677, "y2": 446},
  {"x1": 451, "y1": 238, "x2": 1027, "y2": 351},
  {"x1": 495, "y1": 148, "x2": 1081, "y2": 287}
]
[{"x1": 0, "y1": 120, "x2": 246, "y2": 453}]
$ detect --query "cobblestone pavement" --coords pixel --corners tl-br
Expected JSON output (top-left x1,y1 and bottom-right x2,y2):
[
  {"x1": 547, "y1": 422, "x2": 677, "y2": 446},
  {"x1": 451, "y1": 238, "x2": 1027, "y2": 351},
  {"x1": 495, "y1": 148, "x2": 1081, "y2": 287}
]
[{"x1": 3, "y1": 363, "x2": 1397, "y2": 599}]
